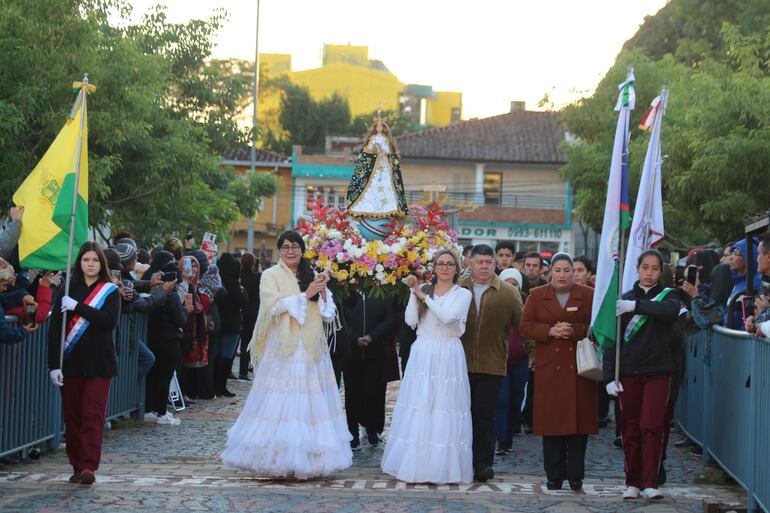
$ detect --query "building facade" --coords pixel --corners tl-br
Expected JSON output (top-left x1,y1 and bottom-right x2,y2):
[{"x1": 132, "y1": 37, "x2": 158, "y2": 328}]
[
  {"x1": 290, "y1": 105, "x2": 575, "y2": 257},
  {"x1": 259, "y1": 44, "x2": 462, "y2": 128}
]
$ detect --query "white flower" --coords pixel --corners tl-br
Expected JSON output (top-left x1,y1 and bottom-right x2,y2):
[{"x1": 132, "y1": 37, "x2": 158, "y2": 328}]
[
  {"x1": 375, "y1": 264, "x2": 384, "y2": 273},
  {"x1": 375, "y1": 271, "x2": 386, "y2": 282}
]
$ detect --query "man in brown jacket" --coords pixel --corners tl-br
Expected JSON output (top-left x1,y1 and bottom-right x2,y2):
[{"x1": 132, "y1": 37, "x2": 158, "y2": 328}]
[{"x1": 459, "y1": 244, "x2": 523, "y2": 482}]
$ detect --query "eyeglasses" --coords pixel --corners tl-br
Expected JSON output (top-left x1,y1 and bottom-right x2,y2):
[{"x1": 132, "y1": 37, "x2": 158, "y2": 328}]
[
  {"x1": 434, "y1": 262, "x2": 457, "y2": 269},
  {"x1": 280, "y1": 245, "x2": 302, "y2": 252}
]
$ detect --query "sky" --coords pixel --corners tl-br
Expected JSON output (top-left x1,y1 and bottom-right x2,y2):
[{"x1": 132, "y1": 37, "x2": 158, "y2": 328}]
[{"x1": 122, "y1": 0, "x2": 668, "y2": 119}]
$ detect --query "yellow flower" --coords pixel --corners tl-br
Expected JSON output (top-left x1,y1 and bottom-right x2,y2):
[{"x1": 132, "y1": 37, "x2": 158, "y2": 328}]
[
  {"x1": 335, "y1": 269, "x2": 349, "y2": 281},
  {"x1": 304, "y1": 250, "x2": 317, "y2": 259},
  {"x1": 332, "y1": 262, "x2": 339, "y2": 271}
]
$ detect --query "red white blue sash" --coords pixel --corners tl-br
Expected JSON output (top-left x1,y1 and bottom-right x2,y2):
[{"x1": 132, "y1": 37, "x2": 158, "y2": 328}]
[{"x1": 63, "y1": 281, "x2": 118, "y2": 358}]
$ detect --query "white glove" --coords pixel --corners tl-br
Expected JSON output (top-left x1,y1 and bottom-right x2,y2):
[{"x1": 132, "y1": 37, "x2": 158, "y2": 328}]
[
  {"x1": 616, "y1": 300, "x2": 636, "y2": 315},
  {"x1": 606, "y1": 380, "x2": 624, "y2": 396},
  {"x1": 49, "y1": 369, "x2": 64, "y2": 387},
  {"x1": 61, "y1": 295, "x2": 78, "y2": 312}
]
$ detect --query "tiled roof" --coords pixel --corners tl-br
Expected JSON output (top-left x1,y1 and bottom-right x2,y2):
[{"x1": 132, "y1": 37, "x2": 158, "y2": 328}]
[
  {"x1": 398, "y1": 111, "x2": 566, "y2": 164},
  {"x1": 222, "y1": 145, "x2": 290, "y2": 164}
]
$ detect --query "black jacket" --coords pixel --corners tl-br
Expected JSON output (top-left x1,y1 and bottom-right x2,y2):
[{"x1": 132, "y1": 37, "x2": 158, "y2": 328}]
[
  {"x1": 603, "y1": 282, "x2": 680, "y2": 381},
  {"x1": 147, "y1": 286, "x2": 187, "y2": 343},
  {"x1": 48, "y1": 280, "x2": 121, "y2": 376},
  {"x1": 342, "y1": 291, "x2": 395, "y2": 360},
  {"x1": 217, "y1": 254, "x2": 248, "y2": 335}
]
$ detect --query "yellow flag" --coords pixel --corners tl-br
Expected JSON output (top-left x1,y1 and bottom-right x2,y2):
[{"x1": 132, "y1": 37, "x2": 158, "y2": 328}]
[{"x1": 12, "y1": 90, "x2": 89, "y2": 270}]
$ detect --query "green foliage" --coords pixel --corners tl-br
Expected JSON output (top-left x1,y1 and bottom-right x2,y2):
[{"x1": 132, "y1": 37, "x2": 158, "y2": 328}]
[
  {"x1": 228, "y1": 169, "x2": 280, "y2": 220},
  {"x1": 561, "y1": 0, "x2": 770, "y2": 245},
  {"x1": 0, "y1": 0, "x2": 249, "y2": 245}
]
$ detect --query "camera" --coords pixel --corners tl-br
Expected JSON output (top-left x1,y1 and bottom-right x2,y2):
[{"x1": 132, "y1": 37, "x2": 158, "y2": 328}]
[
  {"x1": 161, "y1": 271, "x2": 178, "y2": 282},
  {"x1": 24, "y1": 304, "x2": 37, "y2": 328}
]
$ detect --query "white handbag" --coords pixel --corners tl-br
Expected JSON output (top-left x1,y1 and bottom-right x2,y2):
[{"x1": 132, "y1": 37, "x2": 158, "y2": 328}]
[{"x1": 576, "y1": 337, "x2": 603, "y2": 381}]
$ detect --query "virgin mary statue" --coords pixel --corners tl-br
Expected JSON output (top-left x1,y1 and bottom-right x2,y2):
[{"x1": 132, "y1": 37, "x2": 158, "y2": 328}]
[{"x1": 346, "y1": 119, "x2": 409, "y2": 218}]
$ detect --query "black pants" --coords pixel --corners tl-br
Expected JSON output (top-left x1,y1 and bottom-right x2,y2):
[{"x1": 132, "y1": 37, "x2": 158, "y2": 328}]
[
  {"x1": 469, "y1": 373, "x2": 503, "y2": 471},
  {"x1": 239, "y1": 323, "x2": 255, "y2": 378},
  {"x1": 343, "y1": 357, "x2": 385, "y2": 438},
  {"x1": 522, "y1": 369, "x2": 535, "y2": 426},
  {"x1": 598, "y1": 384, "x2": 611, "y2": 420},
  {"x1": 542, "y1": 434, "x2": 588, "y2": 482},
  {"x1": 145, "y1": 339, "x2": 181, "y2": 416}
]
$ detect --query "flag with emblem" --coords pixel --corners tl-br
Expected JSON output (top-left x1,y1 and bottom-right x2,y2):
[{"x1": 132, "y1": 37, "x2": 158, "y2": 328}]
[
  {"x1": 591, "y1": 69, "x2": 635, "y2": 351},
  {"x1": 12, "y1": 80, "x2": 94, "y2": 270}
]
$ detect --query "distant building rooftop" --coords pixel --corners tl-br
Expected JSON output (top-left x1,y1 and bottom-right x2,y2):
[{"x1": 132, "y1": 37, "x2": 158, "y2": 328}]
[
  {"x1": 222, "y1": 145, "x2": 291, "y2": 166},
  {"x1": 398, "y1": 110, "x2": 566, "y2": 164}
]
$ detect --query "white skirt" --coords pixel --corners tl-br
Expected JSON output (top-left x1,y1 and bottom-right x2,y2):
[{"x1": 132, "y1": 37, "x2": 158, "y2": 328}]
[
  {"x1": 381, "y1": 335, "x2": 473, "y2": 483},
  {"x1": 220, "y1": 332, "x2": 352, "y2": 478}
]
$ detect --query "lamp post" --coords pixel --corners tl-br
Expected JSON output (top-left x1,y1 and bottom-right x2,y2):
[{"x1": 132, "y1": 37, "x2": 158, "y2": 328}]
[{"x1": 247, "y1": 0, "x2": 261, "y2": 253}]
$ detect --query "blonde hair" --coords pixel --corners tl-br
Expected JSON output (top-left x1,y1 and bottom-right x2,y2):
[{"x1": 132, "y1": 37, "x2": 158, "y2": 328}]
[{"x1": 0, "y1": 257, "x2": 15, "y2": 282}]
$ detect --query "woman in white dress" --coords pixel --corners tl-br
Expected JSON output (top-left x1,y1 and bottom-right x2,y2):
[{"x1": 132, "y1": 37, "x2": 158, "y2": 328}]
[
  {"x1": 381, "y1": 249, "x2": 474, "y2": 483},
  {"x1": 220, "y1": 231, "x2": 352, "y2": 478}
]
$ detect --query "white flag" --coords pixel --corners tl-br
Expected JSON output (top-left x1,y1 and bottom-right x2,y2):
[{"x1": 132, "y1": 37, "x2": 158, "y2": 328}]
[{"x1": 622, "y1": 89, "x2": 668, "y2": 293}]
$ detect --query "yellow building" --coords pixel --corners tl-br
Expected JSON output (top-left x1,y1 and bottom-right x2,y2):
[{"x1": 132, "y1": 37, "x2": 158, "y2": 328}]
[{"x1": 258, "y1": 44, "x2": 461, "y2": 129}]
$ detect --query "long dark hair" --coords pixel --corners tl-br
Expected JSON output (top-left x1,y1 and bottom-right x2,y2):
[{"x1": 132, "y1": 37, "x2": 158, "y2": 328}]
[
  {"x1": 71, "y1": 241, "x2": 110, "y2": 285},
  {"x1": 240, "y1": 252, "x2": 256, "y2": 281},
  {"x1": 418, "y1": 249, "x2": 461, "y2": 320},
  {"x1": 277, "y1": 230, "x2": 318, "y2": 301}
]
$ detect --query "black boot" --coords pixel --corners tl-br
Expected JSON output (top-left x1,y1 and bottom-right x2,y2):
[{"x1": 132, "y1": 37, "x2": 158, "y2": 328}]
[{"x1": 217, "y1": 358, "x2": 235, "y2": 397}]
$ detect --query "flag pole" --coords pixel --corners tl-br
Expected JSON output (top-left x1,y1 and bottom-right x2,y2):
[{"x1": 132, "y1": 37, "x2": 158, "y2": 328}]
[
  {"x1": 614, "y1": 68, "x2": 633, "y2": 384},
  {"x1": 59, "y1": 74, "x2": 89, "y2": 370}
]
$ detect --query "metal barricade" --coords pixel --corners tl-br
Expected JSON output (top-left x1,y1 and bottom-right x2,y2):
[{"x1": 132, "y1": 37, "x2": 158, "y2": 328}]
[
  {"x1": 1, "y1": 313, "x2": 147, "y2": 458},
  {"x1": 0, "y1": 317, "x2": 60, "y2": 458},
  {"x1": 677, "y1": 326, "x2": 770, "y2": 513}
]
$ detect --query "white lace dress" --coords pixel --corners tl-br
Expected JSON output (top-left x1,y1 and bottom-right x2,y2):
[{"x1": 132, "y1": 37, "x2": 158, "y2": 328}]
[
  {"x1": 381, "y1": 285, "x2": 474, "y2": 483},
  {"x1": 220, "y1": 291, "x2": 352, "y2": 478},
  {"x1": 348, "y1": 133, "x2": 400, "y2": 216}
]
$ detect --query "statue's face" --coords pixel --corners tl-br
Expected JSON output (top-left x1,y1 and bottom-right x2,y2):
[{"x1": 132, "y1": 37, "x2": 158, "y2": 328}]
[{"x1": 375, "y1": 121, "x2": 383, "y2": 134}]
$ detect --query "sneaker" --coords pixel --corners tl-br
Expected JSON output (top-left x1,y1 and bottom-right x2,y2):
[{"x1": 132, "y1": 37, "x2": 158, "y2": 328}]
[
  {"x1": 641, "y1": 487, "x2": 663, "y2": 500},
  {"x1": 350, "y1": 438, "x2": 361, "y2": 451},
  {"x1": 156, "y1": 412, "x2": 181, "y2": 426},
  {"x1": 144, "y1": 412, "x2": 158, "y2": 423},
  {"x1": 568, "y1": 479, "x2": 583, "y2": 491},
  {"x1": 613, "y1": 436, "x2": 623, "y2": 448},
  {"x1": 237, "y1": 375, "x2": 251, "y2": 382},
  {"x1": 622, "y1": 486, "x2": 640, "y2": 499},
  {"x1": 474, "y1": 466, "x2": 494, "y2": 482},
  {"x1": 68, "y1": 471, "x2": 81, "y2": 484},
  {"x1": 365, "y1": 429, "x2": 379, "y2": 447}
]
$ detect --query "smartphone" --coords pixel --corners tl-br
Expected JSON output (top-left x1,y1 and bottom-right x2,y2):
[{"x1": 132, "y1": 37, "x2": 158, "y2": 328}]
[
  {"x1": 741, "y1": 296, "x2": 755, "y2": 323},
  {"x1": 109, "y1": 269, "x2": 121, "y2": 281},
  {"x1": 184, "y1": 293, "x2": 193, "y2": 310},
  {"x1": 161, "y1": 271, "x2": 178, "y2": 282},
  {"x1": 183, "y1": 258, "x2": 193, "y2": 275},
  {"x1": 674, "y1": 266, "x2": 685, "y2": 286},
  {"x1": 685, "y1": 265, "x2": 698, "y2": 285},
  {"x1": 24, "y1": 304, "x2": 37, "y2": 328},
  {"x1": 186, "y1": 228, "x2": 194, "y2": 241}
]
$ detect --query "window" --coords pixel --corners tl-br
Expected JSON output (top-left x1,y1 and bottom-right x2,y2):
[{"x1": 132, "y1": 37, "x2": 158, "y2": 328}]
[
  {"x1": 451, "y1": 107, "x2": 461, "y2": 123},
  {"x1": 483, "y1": 172, "x2": 502, "y2": 206},
  {"x1": 306, "y1": 185, "x2": 347, "y2": 211}
]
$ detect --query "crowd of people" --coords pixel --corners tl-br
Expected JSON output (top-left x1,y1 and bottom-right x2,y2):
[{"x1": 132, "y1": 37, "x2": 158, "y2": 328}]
[{"x1": 3, "y1": 203, "x2": 769, "y2": 498}]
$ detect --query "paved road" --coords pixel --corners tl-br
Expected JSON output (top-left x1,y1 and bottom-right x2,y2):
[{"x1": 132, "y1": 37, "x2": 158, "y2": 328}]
[{"x1": 0, "y1": 376, "x2": 745, "y2": 512}]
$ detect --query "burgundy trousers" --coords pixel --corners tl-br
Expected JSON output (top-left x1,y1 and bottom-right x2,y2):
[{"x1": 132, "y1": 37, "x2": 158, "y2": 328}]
[
  {"x1": 61, "y1": 377, "x2": 112, "y2": 472},
  {"x1": 618, "y1": 375, "x2": 671, "y2": 489}
]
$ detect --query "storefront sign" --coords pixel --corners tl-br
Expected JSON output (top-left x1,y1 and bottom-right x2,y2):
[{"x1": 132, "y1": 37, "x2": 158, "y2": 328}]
[{"x1": 459, "y1": 226, "x2": 564, "y2": 241}]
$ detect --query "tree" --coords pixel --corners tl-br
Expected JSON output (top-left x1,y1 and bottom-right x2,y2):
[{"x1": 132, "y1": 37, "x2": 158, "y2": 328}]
[
  {"x1": 228, "y1": 170, "x2": 280, "y2": 253},
  {"x1": 0, "y1": 0, "x2": 247, "y2": 245},
  {"x1": 560, "y1": 0, "x2": 770, "y2": 245}
]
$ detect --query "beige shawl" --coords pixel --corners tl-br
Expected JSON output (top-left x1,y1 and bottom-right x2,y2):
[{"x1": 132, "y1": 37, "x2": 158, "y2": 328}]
[{"x1": 246, "y1": 260, "x2": 327, "y2": 365}]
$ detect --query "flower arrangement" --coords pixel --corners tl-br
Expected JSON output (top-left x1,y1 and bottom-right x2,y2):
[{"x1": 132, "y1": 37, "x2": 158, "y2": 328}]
[{"x1": 295, "y1": 197, "x2": 462, "y2": 302}]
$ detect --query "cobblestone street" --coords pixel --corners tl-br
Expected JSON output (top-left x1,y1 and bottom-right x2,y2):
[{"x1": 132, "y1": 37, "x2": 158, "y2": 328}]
[{"x1": 0, "y1": 377, "x2": 745, "y2": 513}]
